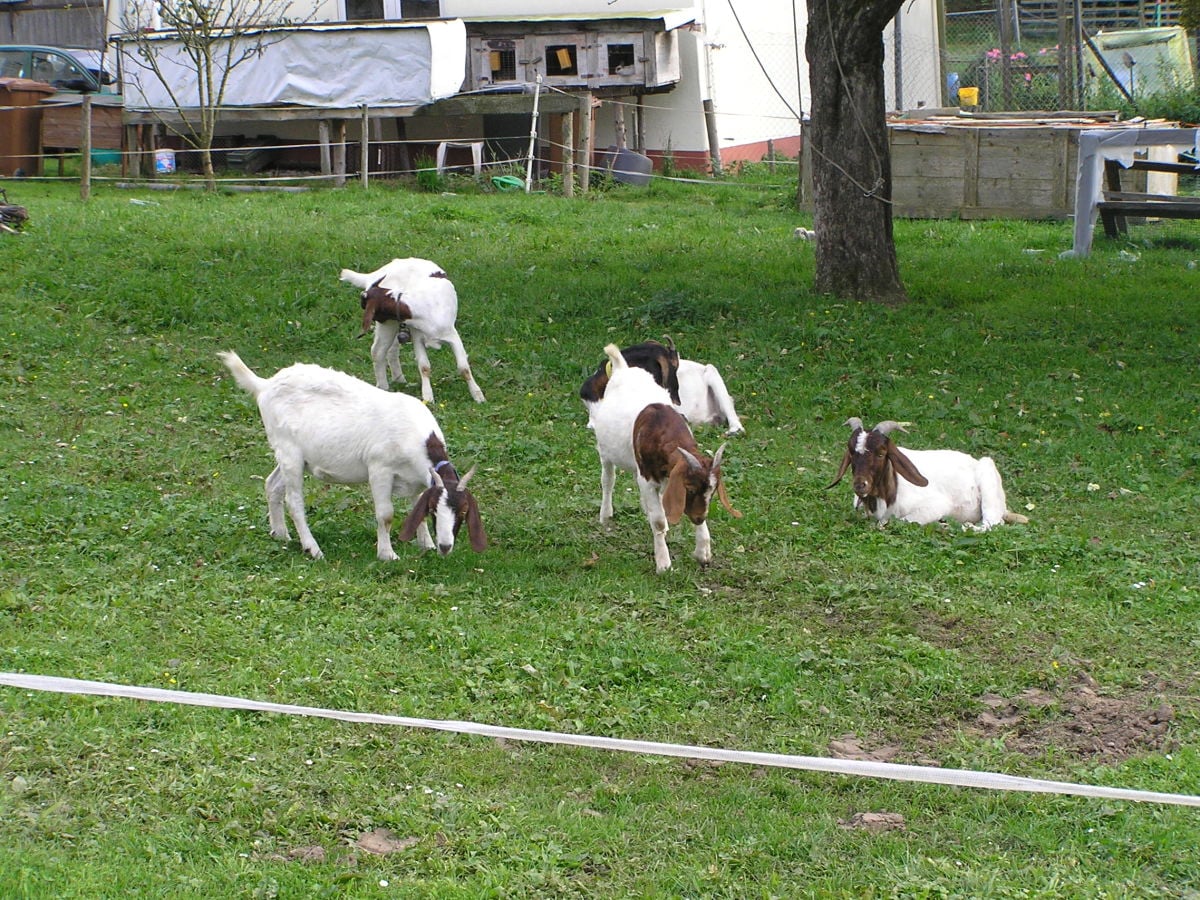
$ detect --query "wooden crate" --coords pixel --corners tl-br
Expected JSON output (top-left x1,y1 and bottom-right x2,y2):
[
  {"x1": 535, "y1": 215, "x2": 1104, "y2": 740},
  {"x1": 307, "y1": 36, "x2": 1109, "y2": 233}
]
[{"x1": 889, "y1": 123, "x2": 1081, "y2": 220}]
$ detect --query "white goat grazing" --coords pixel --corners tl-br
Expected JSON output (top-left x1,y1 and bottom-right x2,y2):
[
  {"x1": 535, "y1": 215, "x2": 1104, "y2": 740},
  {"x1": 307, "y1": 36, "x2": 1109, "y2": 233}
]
[
  {"x1": 219, "y1": 351, "x2": 486, "y2": 560},
  {"x1": 591, "y1": 343, "x2": 740, "y2": 572},
  {"x1": 339, "y1": 257, "x2": 486, "y2": 403},
  {"x1": 828, "y1": 418, "x2": 1028, "y2": 531}
]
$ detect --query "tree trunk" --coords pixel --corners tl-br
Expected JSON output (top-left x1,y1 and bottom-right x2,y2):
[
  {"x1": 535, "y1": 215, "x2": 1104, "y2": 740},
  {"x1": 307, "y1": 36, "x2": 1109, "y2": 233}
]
[{"x1": 806, "y1": 0, "x2": 907, "y2": 304}]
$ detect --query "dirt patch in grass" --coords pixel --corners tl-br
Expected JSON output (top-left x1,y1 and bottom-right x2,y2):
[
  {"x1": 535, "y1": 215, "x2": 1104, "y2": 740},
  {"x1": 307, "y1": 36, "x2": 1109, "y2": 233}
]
[
  {"x1": 964, "y1": 673, "x2": 1179, "y2": 763},
  {"x1": 832, "y1": 673, "x2": 1183, "y2": 768}
]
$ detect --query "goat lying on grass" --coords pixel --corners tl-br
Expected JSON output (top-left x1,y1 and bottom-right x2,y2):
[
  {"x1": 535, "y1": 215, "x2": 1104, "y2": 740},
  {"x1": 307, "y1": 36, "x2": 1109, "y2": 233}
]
[
  {"x1": 219, "y1": 351, "x2": 486, "y2": 560},
  {"x1": 591, "y1": 343, "x2": 740, "y2": 572},
  {"x1": 828, "y1": 418, "x2": 1028, "y2": 531},
  {"x1": 339, "y1": 257, "x2": 486, "y2": 404},
  {"x1": 580, "y1": 337, "x2": 744, "y2": 435}
]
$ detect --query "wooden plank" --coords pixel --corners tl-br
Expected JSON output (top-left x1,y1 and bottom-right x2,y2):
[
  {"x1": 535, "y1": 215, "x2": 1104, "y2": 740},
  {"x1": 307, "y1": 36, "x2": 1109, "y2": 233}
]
[
  {"x1": 1126, "y1": 160, "x2": 1200, "y2": 175},
  {"x1": 1100, "y1": 198, "x2": 1200, "y2": 212},
  {"x1": 962, "y1": 128, "x2": 980, "y2": 209},
  {"x1": 1104, "y1": 190, "x2": 1200, "y2": 202},
  {"x1": 1053, "y1": 128, "x2": 1072, "y2": 211}
]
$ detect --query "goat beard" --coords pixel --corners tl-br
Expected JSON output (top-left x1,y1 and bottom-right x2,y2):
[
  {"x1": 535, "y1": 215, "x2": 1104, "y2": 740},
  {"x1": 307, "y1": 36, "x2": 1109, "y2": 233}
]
[{"x1": 858, "y1": 462, "x2": 899, "y2": 513}]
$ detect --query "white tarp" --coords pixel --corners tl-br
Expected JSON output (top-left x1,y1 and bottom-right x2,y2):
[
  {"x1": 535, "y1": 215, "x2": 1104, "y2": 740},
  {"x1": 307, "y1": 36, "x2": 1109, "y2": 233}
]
[{"x1": 117, "y1": 20, "x2": 466, "y2": 111}]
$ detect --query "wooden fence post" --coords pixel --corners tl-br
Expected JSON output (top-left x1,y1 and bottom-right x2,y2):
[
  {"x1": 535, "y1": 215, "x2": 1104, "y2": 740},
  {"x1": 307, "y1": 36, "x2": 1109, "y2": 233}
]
[
  {"x1": 360, "y1": 104, "x2": 370, "y2": 189},
  {"x1": 561, "y1": 109, "x2": 574, "y2": 197},
  {"x1": 578, "y1": 92, "x2": 593, "y2": 193}
]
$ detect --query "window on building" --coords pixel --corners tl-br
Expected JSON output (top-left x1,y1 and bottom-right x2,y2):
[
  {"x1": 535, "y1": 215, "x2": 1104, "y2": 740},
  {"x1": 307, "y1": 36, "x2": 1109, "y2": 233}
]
[
  {"x1": 346, "y1": 0, "x2": 383, "y2": 19},
  {"x1": 400, "y1": 0, "x2": 439, "y2": 17},
  {"x1": 487, "y1": 41, "x2": 517, "y2": 82},
  {"x1": 544, "y1": 44, "x2": 578, "y2": 77},
  {"x1": 607, "y1": 43, "x2": 636, "y2": 75}
]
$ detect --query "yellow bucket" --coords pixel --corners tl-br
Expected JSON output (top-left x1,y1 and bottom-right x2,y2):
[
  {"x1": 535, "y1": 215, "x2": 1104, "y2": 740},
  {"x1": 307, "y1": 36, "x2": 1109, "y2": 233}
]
[{"x1": 958, "y1": 86, "x2": 980, "y2": 107}]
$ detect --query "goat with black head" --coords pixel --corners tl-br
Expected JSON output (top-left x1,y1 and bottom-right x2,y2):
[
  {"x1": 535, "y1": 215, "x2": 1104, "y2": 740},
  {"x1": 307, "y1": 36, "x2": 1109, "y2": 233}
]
[
  {"x1": 829, "y1": 418, "x2": 1028, "y2": 530},
  {"x1": 580, "y1": 336, "x2": 745, "y2": 435}
]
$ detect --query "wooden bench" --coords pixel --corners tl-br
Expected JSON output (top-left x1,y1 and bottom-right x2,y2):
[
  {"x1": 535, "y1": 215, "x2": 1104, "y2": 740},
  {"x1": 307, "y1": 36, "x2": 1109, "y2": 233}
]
[{"x1": 1098, "y1": 157, "x2": 1200, "y2": 238}]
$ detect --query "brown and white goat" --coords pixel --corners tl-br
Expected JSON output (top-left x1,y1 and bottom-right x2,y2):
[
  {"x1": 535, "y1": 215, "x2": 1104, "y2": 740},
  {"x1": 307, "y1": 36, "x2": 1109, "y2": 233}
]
[
  {"x1": 591, "y1": 343, "x2": 740, "y2": 573},
  {"x1": 339, "y1": 257, "x2": 486, "y2": 404},
  {"x1": 580, "y1": 337, "x2": 745, "y2": 435},
  {"x1": 828, "y1": 418, "x2": 1028, "y2": 530},
  {"x1": 219, "y1": 351, "x2": 486, "y2": 560},
  {"x1": 632, "y1": 403, "x2": 742, "y2": 572}
]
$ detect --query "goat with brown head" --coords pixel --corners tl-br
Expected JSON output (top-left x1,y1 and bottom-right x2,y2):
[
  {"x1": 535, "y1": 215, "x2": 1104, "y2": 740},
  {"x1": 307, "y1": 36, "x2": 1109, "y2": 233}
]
[
  {"x1": 829, "y1": 418, "x2": 929, "y2": 513},
  {"x1": 631, "y1": 402, "x2": 741, "y2": 572}
]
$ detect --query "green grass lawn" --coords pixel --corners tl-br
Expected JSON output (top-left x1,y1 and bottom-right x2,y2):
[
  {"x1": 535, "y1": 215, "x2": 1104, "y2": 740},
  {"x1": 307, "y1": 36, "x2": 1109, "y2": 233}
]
[{"x1": 0, "y1": 174, "x2": 1198, "y2": 897}]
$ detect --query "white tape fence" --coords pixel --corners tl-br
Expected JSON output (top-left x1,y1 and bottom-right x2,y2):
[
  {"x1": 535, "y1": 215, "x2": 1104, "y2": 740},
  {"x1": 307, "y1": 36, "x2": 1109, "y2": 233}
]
[{"x1": 2, "y1": 673, "x2": 1197, "y2": 808}]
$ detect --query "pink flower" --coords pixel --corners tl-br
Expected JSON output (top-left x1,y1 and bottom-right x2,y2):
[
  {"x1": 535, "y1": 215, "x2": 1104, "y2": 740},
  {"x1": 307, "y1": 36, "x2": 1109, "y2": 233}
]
[
  {"x1": 986, "y1": 48, "x2": 1002, "y2": 60},
  {"x1": 1010, "y1": 51, "x2": 1028, "y2": 61}
]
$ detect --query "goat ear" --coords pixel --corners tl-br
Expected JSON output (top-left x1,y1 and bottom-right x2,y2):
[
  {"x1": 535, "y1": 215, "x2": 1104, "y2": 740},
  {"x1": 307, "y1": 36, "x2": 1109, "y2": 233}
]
[
  {"x1": 360, "y1": 291, "x2": 380, "y2": 335},
  {"x1": 715, "y1": 470, "x2": 742, "y2": 519},
  {"x1": 655, "y1": 353, "x2": 670, "y2": 387},
  {"x1": 465, "y1": 493, "x2": 488, "y2": 552},
  {"x1": 827, "y1": 448, "x2": 853, "y2": 488},
  {"x1": 887, "y1": 444, "x2": 929, "y2": 487},
  {"x1": 397, "y1": 490, "x2": 432, "y2": 542},
  {"x1": 662, "y1": 458, "x2": 689, "y2": 525}
]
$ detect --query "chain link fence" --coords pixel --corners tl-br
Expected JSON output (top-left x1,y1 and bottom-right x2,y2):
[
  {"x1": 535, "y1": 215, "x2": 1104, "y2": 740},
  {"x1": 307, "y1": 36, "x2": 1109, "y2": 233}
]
[{"x1": 941, "y1": 1, "x2": 1190, "y2": 113}]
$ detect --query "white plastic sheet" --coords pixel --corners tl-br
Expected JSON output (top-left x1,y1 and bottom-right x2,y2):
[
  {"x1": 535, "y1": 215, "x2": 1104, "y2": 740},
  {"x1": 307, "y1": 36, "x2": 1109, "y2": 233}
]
[{"x1": 118, "y1": 20, "x2": 466, "y2": 112}]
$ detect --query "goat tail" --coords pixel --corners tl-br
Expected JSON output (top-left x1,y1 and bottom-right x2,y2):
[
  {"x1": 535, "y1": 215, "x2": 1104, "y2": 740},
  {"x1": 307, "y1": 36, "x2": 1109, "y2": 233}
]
[
  {"x1": 218, "y1": 350, "x2": 268, "y2": 397},
  {"x1": 1003, "y1": 510, "x2": 1030, "y2": 525},
  {"x1": 338, "y1": 267, "x2": 373, "y2": 289},
  {"x1": 602, "y1": 343, "x2": 628, "y2": 373}
]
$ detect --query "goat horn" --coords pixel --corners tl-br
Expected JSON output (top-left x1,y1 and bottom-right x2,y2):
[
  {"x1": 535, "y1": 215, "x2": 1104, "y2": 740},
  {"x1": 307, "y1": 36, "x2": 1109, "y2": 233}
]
[
  {"x1": 677, "y1": 447, "x2": 702, "y2": 470},
  {"x1": 873, "y1": 420, "x2": 912, "y2": 435},
  {"x1": 429, "y1": 466, "x2": 445, "y2": 489},
  {"x1": 660, "y1": 334, "x2": 675, "y2": 351},
  {"x1": 458, "y1": 465, "x2": 477, "y2": 490},
  {"x1": 844, "y1": 417, "x2": 864, "y2": 431},
  {"x1": 711, "y1": 442, "x2": 728, "y2": 470}
]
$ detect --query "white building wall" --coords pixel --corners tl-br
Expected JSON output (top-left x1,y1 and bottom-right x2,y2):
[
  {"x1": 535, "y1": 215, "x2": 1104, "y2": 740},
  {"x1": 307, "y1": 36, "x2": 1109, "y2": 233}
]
[
  {"x1": 699, "y1": 0, "x2": 805, "y2": 159},
  {"x1": 883, "y1": 3, "x2": 944, "y2": 111}
]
